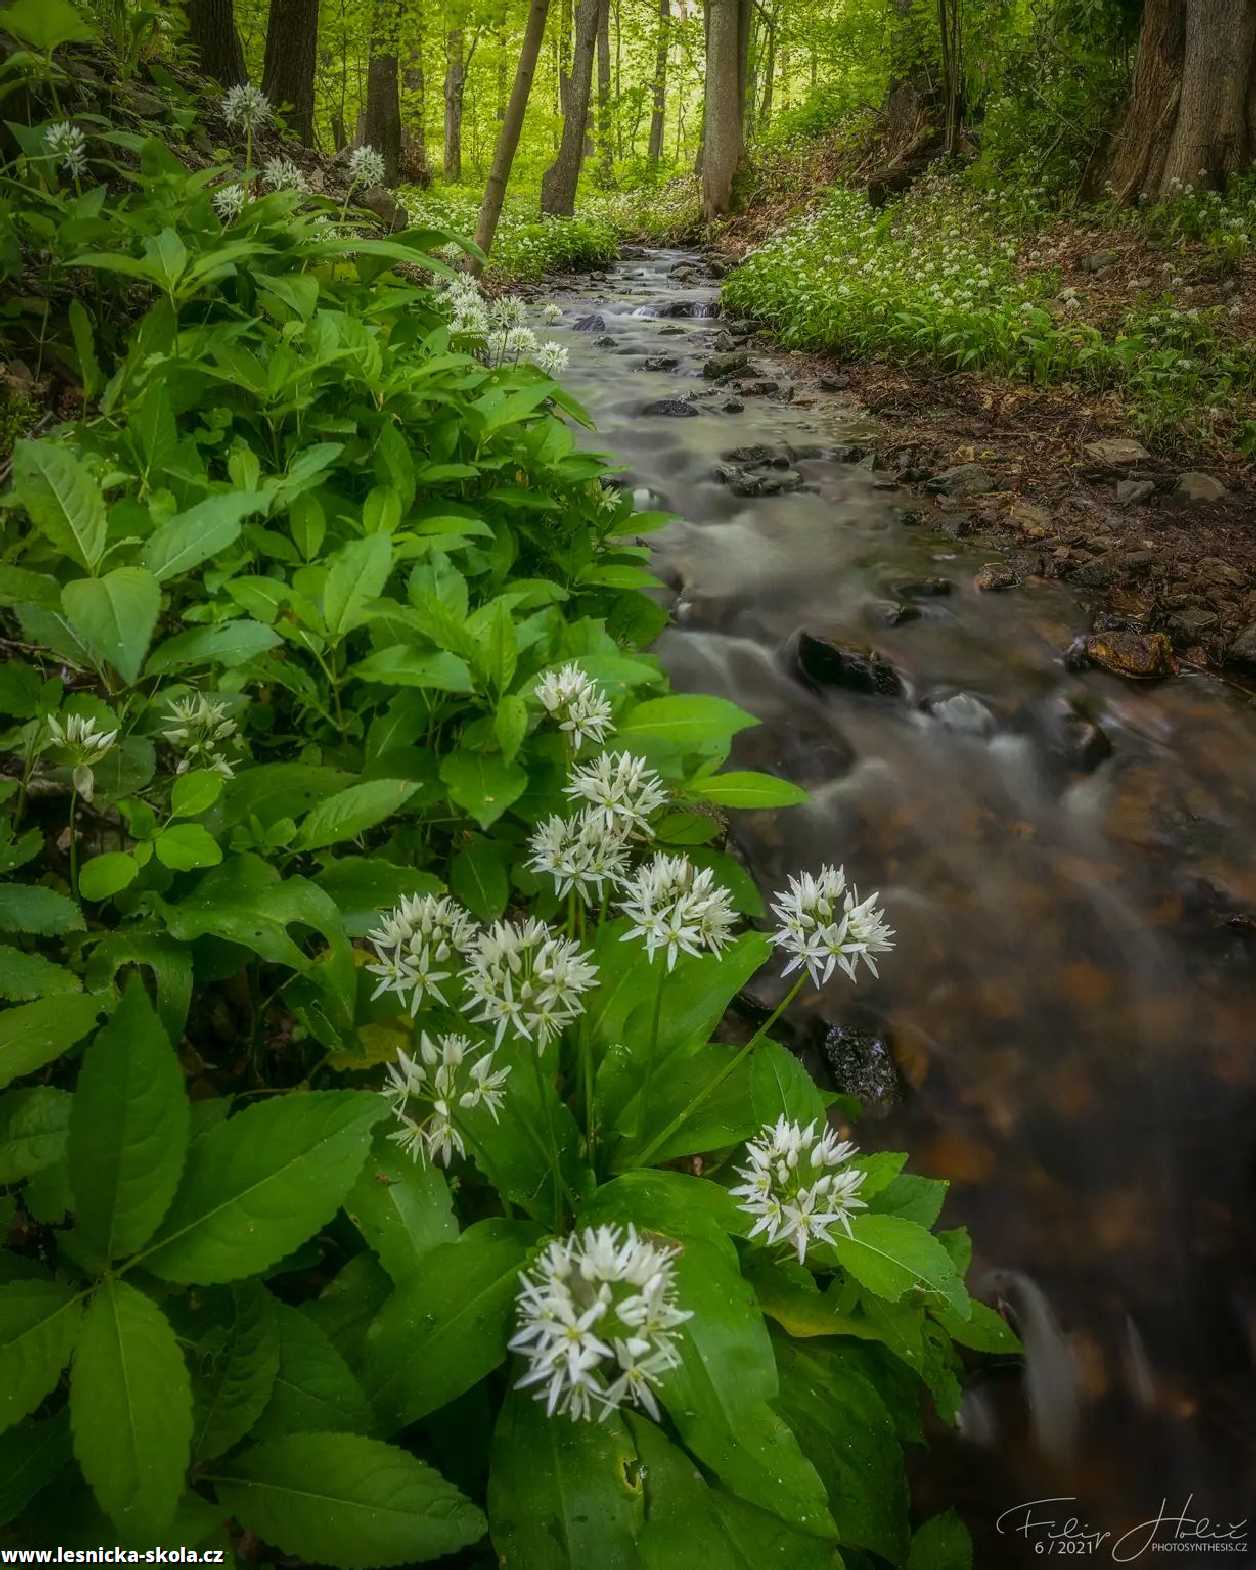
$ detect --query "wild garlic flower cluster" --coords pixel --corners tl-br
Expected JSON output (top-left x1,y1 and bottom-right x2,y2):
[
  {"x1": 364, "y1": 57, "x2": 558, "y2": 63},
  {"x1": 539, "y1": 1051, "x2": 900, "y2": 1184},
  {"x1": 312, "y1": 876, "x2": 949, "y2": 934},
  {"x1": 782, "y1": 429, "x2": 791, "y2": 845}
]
[
  {"x1": 44, "y1": 121, "x2": 87, "y2": 178},
  {"x1": 346, "y1": 145, "x2": 386, "y2": 189},
  {"x1": 383, "y1": 1033, "x2": 510, "y2": 1167},
  {"x1": 541, "y1": 302, "x2": 564, "y2": 324},
  {"x1": 213, "y1": 183, "x2": 247, "y2": 223},
  {"x1": 161, "y1": 695, "x2": 240, "y2": 779},
  {"x1": 769, "y1": 864, "x2": 894, "y2": 987},
  {"x1": 365, "y1": 893, "x2": 479, "y2": 1015},
  {"x1": 45, "y1": 713, "x2": 116, "y2": 802},
  {"x1": 564, "y1": 751, "x2": 668, "y2": 837},
  {"x1": 534, "y1": 341, "x2": 569, "y2": 377},
  {"x1": 438, "y1": 278, "x2": 568, "y2": 376},
  {"x1": 222, "y1": 83, "x2": 271, "y2": 131},
  {"x1": 535, "y1": 663, "x2": 614, "y2": 752},
  {"x1": 510, "y1": 1225, "x2": 691, "y2": 1422},
  {"x1": 262, "y1": 155, "x2": 306, "y2": 192},
  {"x1": 731, "y1": 1117, "x2": 868, "y2": 1264},
  {"x1": 462, "y1": 918, "x2": 598, "y2": 1049},
  {"x1": 617, "y1": 852, "x2": 738, "y2": 970},
  {"x1": 487, "y1": 325, "x2": 538, "y2": 364},
  {"x1": 527, "y1": 807, "x2": 632, "y2": 905}
]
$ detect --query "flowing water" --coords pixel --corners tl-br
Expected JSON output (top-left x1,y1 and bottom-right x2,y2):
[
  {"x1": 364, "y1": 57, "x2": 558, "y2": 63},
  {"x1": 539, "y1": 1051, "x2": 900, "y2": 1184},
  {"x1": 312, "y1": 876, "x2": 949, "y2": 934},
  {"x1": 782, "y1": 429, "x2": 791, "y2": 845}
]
[{"x1": 545, "y1": 249, "x2": 1256, "y2": 1564}]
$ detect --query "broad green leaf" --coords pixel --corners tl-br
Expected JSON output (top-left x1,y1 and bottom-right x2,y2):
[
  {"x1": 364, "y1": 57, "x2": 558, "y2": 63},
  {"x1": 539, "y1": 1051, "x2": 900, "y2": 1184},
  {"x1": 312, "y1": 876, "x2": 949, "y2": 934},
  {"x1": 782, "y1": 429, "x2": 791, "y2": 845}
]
[
  {"x1": 439, "y1": 750, "x2": 527, "y2": 830},
  {"x1": 871, "y1": 1174, "x2": 949, "y2": 1228},
  {"x1": 908, "y1": 1510, "x2": 973, "y2": 1570},
  {"x1": 0, "y1": 994, "x2": 102, "y2": 1091},
  {"x1": 78, "y1": 851, "x2": 140, "y2": 901},
  {"x1": 70, "y1": 1279, "x2": 191, "y2": 1541},
  {"x1": 154, "y1": 823, "x2": 223, "y2": 871},
  {"x1": 931, "y1": 1299, "x2": 1021, "y2": 1355},
  {"x1": 0, "y1": 885, "x2": 85, "y2": 937},
  {"x1": 63, "y1": 566, "x2": 160, "y2": 681},
  {"x1": 344, "y1": 1131, "x2": 457, "y2": 1284},
  {"x1": 144, "y1": 1091, "x2": 385, "y2": 1284},
  {"x1": 252, "y1": 1301, "x2": 374, "y2": 1442},
  {"x1": 688, "y1": 771, "x2": 808, "y2": 809},
  {"x1": 2, "y1": 0, "x2": 96, "y2": 48},
  {"x1": 0, "y1": 946, "x2": 81, "y2": 1003},
  {"x1": 617, "y1": 695, "x2": 759, "y2": 754},
  {"x1": 750, "y1": 1041, "x2": 827, "y2": 1127},
  {"x1": 67, "y1": 979, "x2": 189, "y2": 1262},
  {"x1": 299, "y1": 1249, "x2": 393, "y2": 1370},
  {"x1": 350, "y1": 645, "x2": 475, "y2": 691},
  {"x1": 145, "y1": 619, "x2": 280, "y2": 676},
  {"x1": 0, "y1": 1413, "x2": 73, "y2": 1529},
  {"x1": 314, "y1": 858, "x2": 443, "y2": 937},
  {"x1": 366, "y1": 1219, "x2": 539, "y2": 1431},
  {"x1": 13, "y1": 440, "x2": 107, "y2": 573},
  {"x1": 449, "y1": 836, "x2": 510, "y2": 921},
  {"x1": 82, "y1": 931, "x2": 193, "y2": 1046},
  {"x1": 191, "y1": 1283, "x2": 280, "y2": 1463},
  {"x1": 0, "y1": 1087, "x2": 71, "y2": 1184},
  {"x1": 494, "y1": 693, "x2": 528, "y2": 763},
  {"x1": 476, "y1": 598, "x2": 518, "y2": 691},
  {"x1": 833, "y1": 1215, "x2": 970, "y2": 1318},
  {"x1": 324, "y1": 535, "x2": 394, "y2": 639},
  {"x1": 0, "y1": 565, "x2": 61, "y2": 611},
  {"x1": 141, "y1": 492, "x2": 265, "y2": 582},
  {"x1": 488, "y1": 1390, "x2": 643, "y2": 1570},
  {"x1": 170, "y1": 770, "x2": 224, "y2": 820},
  {"x1": 210, "y1": 1431, "x2": 486, "y2": 1568},
  {"x1": 296, "y1": 779, "x2": 419, "y2": 851},
  {"x1": 0, "y1": 1280, "x2": 82, "y2": 1431}
]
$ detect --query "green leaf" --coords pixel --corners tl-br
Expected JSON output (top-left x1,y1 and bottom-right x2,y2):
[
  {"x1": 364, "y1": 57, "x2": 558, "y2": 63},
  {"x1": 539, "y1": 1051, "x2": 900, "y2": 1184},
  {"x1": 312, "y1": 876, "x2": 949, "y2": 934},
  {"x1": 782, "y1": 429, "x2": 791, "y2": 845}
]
[
  {"x1": 324, "y1": 535, "x2": 394, "y2": 639},
  {"x1": 154, "y1": 822, "x2": 223, "y2": 871},
  {"x1": 252, "y1": 1302, "x2": 374, "y2": 1442},
  {"x1": 344, "y1": 1131, "x2": 457, "y2": 1284},
  {"x1": 144, "y1": 1092, "x2": 385, "y2": 1284},
  {"x1": 931, "y1": 1299, "x2": 1021, "y2": 1355},
  {"x1": 688, "y1": 771, "x2": 808, "y2": 809},
  {"x1": 145, "y1": 619, "x2": 280, "y2": 676},
  {"x1": 908, "y1": 1510, "x2": 973, "y2": 1570},
  {"x1": 67, "y1": 979, "x2": 189, "y2": 1263},
  {"x1": 296, "y1": 779, "x2": 420, "y2": 851},
  {"x1": 617, "y1": 695, "x2": 759, "y2": 754},
  {"x1": 68, "y1": 298, "x2": 101, "y2": 399},
  {"x1": 488, "y1": 1391, "x2": 644, "y2": 1570},
  {"x1": 750, "y1": 1041, "x2": 827, "y2": 1127},
  {"x1": 78, "y1": 852, "x2": 140, "y2": 901},
  {"x1": 449, "y1": 836, "x2": 510, "y2": 921},
  {"x1": 0, "y1": 1087, "x2": 72, "y2": 1184},
  {"x1": 0, "y1": 946, "x2": 81, "y2": 1003},
  {"x1": 170, "y1": 770, "x2": 225, "y2": 820},
  {"x1": 0, "y1": 1280, "x2": 82, "y2": 1432},
  {"x1": 314, "y1": 858, "x2": 443, "y2": 938},
  {"x1": 61, "y1": 567, "x2": 161, "y2": 685},
  {"x1": 190, "y1": 1283, "x2": 280, "y2": 1463},
  {"x1": 439, "y1": 750, "x2": 527, "y2": 830},
  {"x1": 210, "y1": 1431, "x2": 486, "y2": 1569},
  {"x1": 833, "y1": 1215, "x2": 970, "y2": 1318},
  {"x1": 871, "y1": 1174, "x2": 949, "y2": 1228},
  {"x1": 366, "y1": 1219, "x2": 538, "y2": 1431},
  {"x1": 494, "y1": 693, "x2": 528, "y2": 764},
  {"x1": 0, "y1": 994, "x2": 102, "y2": 1091},
  {"x1": 476, "y1": 598, "x2": 518, "y2": 691},
  {"x1": 350, "y1": 645, "x2": 475, "y2": 692},
  {"x1": 13, "y1": 440, "x2": 107, "y2": 573},
  {"x1": 0, "y1": 1412, "x2": 73, "y2": 1529},
  {"x1": 142, "y1": 492, "x2": 267, "y2": 581},
  {"x1": 0, "y1": 885, "x2": 85, "y2": 936},
  {"x1": 71, "y1": 1278, "x2": 191, "y2": 1541}
]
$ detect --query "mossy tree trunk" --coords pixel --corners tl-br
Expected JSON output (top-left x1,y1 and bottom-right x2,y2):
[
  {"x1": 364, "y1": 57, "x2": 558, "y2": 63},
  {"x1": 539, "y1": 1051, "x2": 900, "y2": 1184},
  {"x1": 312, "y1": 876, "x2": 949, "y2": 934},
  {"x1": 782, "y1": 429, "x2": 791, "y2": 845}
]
[
  {"x1": 474, "y1": 0, "x2": 552, "y2": 270},
  {"x1": 541, "y1": 0, "x2": 599, "y2": 214}
]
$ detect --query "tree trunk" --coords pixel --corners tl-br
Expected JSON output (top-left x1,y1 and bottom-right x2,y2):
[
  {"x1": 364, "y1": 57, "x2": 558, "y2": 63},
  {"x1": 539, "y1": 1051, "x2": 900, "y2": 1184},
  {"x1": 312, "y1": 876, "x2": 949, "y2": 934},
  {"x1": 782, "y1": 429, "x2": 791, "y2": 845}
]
[
  {"x1": 702, "y1": 0, "x2": 744, "y2": 217},
  {"x1": 558, "y1": 0, "x2": 573, "y2": 116},
  {"x1": 443, "y1": 28, "x2": 465, "y2": 181},
  {"x1": 596, "y1": 0, "x2": 613, "y2": 183},
  {"x1": 736, "y1": 0, "x2": 752, "y2": 136},
  {"x1": 647, "y1": 0, "x2": 669, "y2": 165},
  {"x1": 474, "y1": 0, "x2": 551, "y2": 271},
  {"x1": 261, "y1": 0, "x2": 319, "y2": 144},
  {"x1": 364, "y1": 0, "x2": 402, "y2": 184},
  {"x1": 883, "y1": 0, "x2": 938, "y2": 144},
  {"x1": 541, "y1": 0, "x2": 599, "y2": 214},
  {"x1": 401, "y1": 3, "x2": 432, "y2": 186},
  {"x1": 1104, "y1": 0, "x2": 1256, "y2": 202},
  {"x1": 758, "y1": 16, "x2": 775, "y2": 133},
  {"x1": 185, "y1": 0, "x2": 246, "y2": 87}
]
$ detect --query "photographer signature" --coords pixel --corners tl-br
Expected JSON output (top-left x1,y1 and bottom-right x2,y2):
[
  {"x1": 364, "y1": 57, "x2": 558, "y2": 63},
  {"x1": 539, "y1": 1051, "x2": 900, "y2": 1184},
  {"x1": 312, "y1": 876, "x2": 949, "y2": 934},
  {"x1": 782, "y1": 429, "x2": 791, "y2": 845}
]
[{"x1": 996, "y1": 1496, "x2": 1249, "y2": 1561}]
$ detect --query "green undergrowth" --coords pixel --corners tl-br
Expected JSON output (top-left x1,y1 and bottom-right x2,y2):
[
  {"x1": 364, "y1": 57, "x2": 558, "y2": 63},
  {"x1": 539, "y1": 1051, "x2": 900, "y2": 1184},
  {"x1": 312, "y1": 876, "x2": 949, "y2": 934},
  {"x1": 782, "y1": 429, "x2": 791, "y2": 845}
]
[{"x1": 403, "y1": 186, "x2": 619, "y2": 281}]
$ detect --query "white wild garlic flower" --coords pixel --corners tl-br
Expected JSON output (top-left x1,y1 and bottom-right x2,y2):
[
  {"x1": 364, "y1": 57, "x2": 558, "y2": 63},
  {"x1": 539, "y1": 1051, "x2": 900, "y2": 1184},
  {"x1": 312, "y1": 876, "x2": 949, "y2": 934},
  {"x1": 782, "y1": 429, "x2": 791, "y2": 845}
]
[
  {"x1": 534, "y1": 341, "x2": 569, "y2": 377},
  {"x1": 510, "y1": 1224, "x2": 691, "y2": 1422},
  {"x1": 161, "y1": 694, "x2": 239, "y2": 779},
  {"x1": 212, "y1": 183, "x2": 247, "y2": 222},
  {"x1": 535, "y1": 664, "x2": 614, "y2": 752},
  {"x1": 45, "y1": 712, "x2": 117, "y2": 803},
  {"x1": 564, "y1": 751, "x2": 667, "y2": 836},
  {"x1": 730, "y1": 1117, "x2": 868, "y2": 1264},
  {"x1": 540, "y1": 302, "x2": 564, "y2": 324},
  {"x1": 490, "y1": 295, "x2": 528, "y2": 329},
  {"x1": 44, "y1": 121, "x2": 87, "y2": 178},
  {"x1": 595, "y1": 483, "x2": 620, "y2": 513},
  {"x1": 382, "y1": 1032, "x2": 510, "y2": 1167},
  {"x1": 616, "y1": 852, "x2": 738, "y2": 970},
  {"x1": 526, "y1": 807, "x2": 632, "y2": 904},
  {"x1": 462, "y1": 917, "x2": 598, "y2": 1049},
  {"x1": 222, "y1": 83, "x2": 271, "y2": 131},
  {"x1": 347, "y1": 144, "x2": 386, "y2": 189},
  {"x1": 769, "y1": 864, "x2": 894, "y2": 987},
  {"x1": 261, "y1": 155, "x2": 306, "y2": 192},
  {"x1": 365, "y1": 893, "x2": 479, "y2": 1015}
]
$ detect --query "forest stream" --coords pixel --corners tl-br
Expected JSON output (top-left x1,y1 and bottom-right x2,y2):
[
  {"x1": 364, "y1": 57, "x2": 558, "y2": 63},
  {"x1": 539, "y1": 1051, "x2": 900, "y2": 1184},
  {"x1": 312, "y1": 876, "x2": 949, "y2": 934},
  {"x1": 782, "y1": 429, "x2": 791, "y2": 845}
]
[{"x1": 545, "y1": 248, "x2": 1256, "y2": 1566}]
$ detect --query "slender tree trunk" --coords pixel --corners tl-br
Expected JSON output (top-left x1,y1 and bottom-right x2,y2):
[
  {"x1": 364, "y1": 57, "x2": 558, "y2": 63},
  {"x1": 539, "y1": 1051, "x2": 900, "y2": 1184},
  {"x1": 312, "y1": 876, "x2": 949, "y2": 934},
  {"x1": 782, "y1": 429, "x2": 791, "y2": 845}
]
[
  {"x1": 400, "y1": 0, "x2": 432, "y2": 185},
  {"x1": 596, "y1": 0, "x2": 613, "y2": 183},
  {"x1": 695, "y1": 0, "x2": 709, "y2": 174},
  {"x1": 261, "y1": 0, "x2": 319, "y2": 144},
  {"x1": 647, "y1": 0, "x2": 669, "y2": 165},
  {"x1": 702, "y1": 0, "x2": 744, "y2": 216},
  {"x1": 558, "y1": 0, "x2": 573, "y2": 115},
  {"x1": 541, "y1": 0, "x2": 599, "y2": 213},
  {"x1": 758, "y1": 16, "x2": 775, "y2": 132},
  {"x1": 364, "y1": 0, "x2": 402, "y2": 183},
  {"x1": 443, "y1": 27, "x2": 465, "y2": 181},
  {"x1": 185, "y1": 0, "x2": 247, "y2": 87},
  {"x1": 1103, "y1": 0, "x2": 1256, "y2": 202},
  {"x1": 474, "y1": 0, "x2": 552, "y2": 270},
  {"x1": 736, "y1": 0, "x2": 752, "y2": 129}
]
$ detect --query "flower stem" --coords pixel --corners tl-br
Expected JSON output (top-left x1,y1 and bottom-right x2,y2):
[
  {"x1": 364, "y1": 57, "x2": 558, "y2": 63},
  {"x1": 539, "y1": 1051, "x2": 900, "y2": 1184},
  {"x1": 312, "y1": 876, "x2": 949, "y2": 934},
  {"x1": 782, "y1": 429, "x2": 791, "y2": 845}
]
[
  {"x1": 530, "y1": 1045, "x2": 571, "y2": 1224},
  {"x1": 637, "y1": 964, "x2": 667, "y2": 1141},
  {"x1": 634, "y1": 975, "x2": 807, "y2": 1169}
]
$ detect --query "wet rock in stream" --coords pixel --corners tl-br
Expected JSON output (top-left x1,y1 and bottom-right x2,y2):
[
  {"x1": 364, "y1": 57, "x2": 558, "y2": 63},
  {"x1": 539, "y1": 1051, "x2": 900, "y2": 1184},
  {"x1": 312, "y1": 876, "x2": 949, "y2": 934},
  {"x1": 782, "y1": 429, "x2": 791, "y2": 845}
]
[
  {"x1": 574, "y1": 312, "x2": 607, "y2": 332},
  {"x1": 792, "y1": 632, "x2": 907, "y2": 698},
  {"x1": 821, "y1": 1019, "x2": 902, "y2": 1115},
  {"x1": 641, "y1": 398, "x2": 699, "y2": 418},
  {"x1": 643, "y1": 354, "x2": 681, "y2": 372},
  {"x1": 1069, "y1": 630, "x2": 1178, "y2": 680},
  {"x1": 703, "y1": 351, "x2": 753, "y2": 380}
]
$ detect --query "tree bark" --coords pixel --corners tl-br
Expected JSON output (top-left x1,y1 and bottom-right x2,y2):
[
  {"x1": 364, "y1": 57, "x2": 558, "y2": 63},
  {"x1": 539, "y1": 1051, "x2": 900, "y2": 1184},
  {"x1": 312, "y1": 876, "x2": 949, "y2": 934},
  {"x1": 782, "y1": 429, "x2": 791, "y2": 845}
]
[
  {"x1": 474, "y1": 0, "x2": 552, "y2": 271},
  {"x1": 541, "y1": 0, "x2": 599, "y2": 213},
  {"x1": 702, "y1": 0, "x2": 745, "y2": 217},
  {"x1": 647, "y1": 0, "x2": 669, "y2": 165},
  {"x1": 596, "y1": 0, "x2": 613, "y2": 184},
  {"x1": 364, "y1": 0, "x2": 402, "y2": 184},
  {"x1": 261, "y1": 0, "x2": 319, "y2": 144},
  {"x1": 1104, "y1": 0, "x2": 1256, "y2": 202},
  {"x1": 185, "y1": 0, "x2": 246, "y2": 88},
  {"x1": 882, "y1": 0, "x2": 938, "y2": 144},
  {"x1": 757, "y1": 14, "x2": 775, "y2": 133},
  {"x1": 443, "y1": 27, "x2": 465, "y2": 181},
  {"x1": 401, "y1": 2, "x2": 432, "y2": 186}
]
